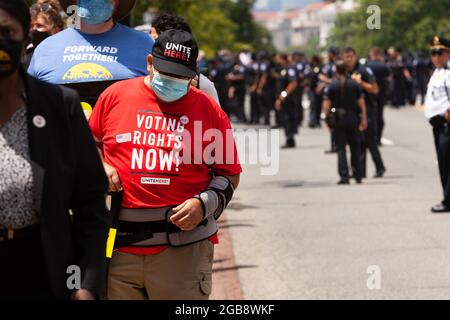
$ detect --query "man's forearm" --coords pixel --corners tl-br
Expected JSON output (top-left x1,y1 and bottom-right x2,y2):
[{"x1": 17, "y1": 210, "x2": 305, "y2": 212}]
[
  {"x1": 323, "y1": 99, "x2": 331, "y2": 115},
  {"x1": 362, "y1": 81, "x2": 379, "y2": 95}
]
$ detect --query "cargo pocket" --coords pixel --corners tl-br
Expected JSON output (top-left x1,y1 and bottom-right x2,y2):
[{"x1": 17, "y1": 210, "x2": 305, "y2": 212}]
[{"x1": 199, "y1": 272, "x2": 212, "y2": 296}]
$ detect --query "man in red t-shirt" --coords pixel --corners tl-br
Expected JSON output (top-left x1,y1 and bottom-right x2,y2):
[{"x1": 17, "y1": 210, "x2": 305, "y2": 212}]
[{"x1": 89, "y1": 29, "x2": 242, "y2": 300}]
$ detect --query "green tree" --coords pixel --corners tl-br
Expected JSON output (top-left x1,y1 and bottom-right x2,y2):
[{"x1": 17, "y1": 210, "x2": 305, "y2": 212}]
[
  {"x1": 329, "y1": 0, "x2": 450, "y2": 56},
  {"x1": 24, "y1": 0, "x2": 273, "y2": 56},
  {"x1": 133, "y1": 0, "x2": 273, "y2": 56}
]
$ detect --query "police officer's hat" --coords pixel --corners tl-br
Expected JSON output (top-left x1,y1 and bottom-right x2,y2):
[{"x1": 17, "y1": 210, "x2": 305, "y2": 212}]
[
  {"x1": 429, "y1": 35, "x2": 450, "y2": 51},
  {"x1": 60, "y1": 0, "x2": 136, "y2": 22}
]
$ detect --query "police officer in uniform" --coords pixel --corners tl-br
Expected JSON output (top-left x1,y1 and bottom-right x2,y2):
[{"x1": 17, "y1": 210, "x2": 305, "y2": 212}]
[
  {"x1": 210, "y1": 52, "x2": 233, "y2": 115},
  {"x1": 387, "y1": 47, "x2": 410, "y2": 108},
  {"x1": 424, "y1": 36, "x2": 450, "y2": 213},
  {"x1": 320, "y1": 47, "x2": 340, "y2": 153},
  {"x1": 226, "y1": 55, "x2": 248, "y2": 123},
  {"x1": 323, "y1": 61, "x2": 368, "y2": 184},
  {"x1": 367, "y1": 47, "x2": 391, "y2": 145},
  {"x1": 248, "y1": 53, "x2": 261, "y2": 124},
  {"x1": 414, "y1": 51, "x2": 432, "y2": 106},
  {"x1": 307, "y1": 55, "x2": 324, "y2": 128},
  {"x1": 343, "y1": 47, "x2": 386, "y2": 178},
  {"x1": 292, "y1": 51, "x2": 307, "y2": 127},
  {"x1": 274, "y1": 53, "x2": 299, "y2": 148},
  {"x1": 257, "y1": 52, "x2": 277, "y2": 127}
]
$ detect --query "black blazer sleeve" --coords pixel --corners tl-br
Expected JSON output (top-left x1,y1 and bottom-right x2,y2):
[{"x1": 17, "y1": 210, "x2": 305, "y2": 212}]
[{"x1": 64, "y1": 88, "x2": 111, "y2": 297}]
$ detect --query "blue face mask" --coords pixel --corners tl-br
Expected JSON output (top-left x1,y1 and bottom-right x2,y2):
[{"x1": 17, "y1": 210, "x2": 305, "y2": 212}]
[
  {"x1": 78, "y1": 0, "x2": 114, "y2": 25},
  {"x1": 151, "y1": 68, "x2": 191, "y2": 102}
]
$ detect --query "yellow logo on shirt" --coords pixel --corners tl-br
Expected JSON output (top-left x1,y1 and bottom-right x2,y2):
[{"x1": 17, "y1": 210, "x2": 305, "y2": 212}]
[{"x1": 62, "y1": 62, "x2": 113, "y2": 82}]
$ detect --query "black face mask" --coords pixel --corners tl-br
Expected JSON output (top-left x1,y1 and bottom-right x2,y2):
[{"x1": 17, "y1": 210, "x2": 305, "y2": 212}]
[
  {"x1": 0, "y1": 38, "x2": 22, "y2": 78},
  {"x1": 30, "y1": 30, "x2": 50, "y2": 48}
]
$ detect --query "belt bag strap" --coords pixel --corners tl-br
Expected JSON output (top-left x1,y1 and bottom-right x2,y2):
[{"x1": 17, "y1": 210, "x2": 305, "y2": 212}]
[{"x1": 115, "y1": 208, "x2": 218, "y2": 248}]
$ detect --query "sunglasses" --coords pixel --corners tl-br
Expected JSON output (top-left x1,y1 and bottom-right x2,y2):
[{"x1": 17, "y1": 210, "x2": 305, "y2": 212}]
[
  {"x1": 30, "y1": 3, "x2": 55, "y2": 14},
  {"x1": 430, "y1": 49, "x2": 447, "y2": 56}
]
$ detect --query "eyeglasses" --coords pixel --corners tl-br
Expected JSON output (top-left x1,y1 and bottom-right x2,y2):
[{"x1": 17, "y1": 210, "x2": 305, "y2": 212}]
[
  {"x1": 430, "y1": 49, "x2": 445, "y2": 56},
  {"x1": 30, "y1": 3, "x2": 55, "y2": 14}
]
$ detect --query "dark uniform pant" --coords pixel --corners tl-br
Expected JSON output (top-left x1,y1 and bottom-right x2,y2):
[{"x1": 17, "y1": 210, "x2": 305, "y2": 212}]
[
  {"x1": 335, "y1": 113, "x2": 362, "y2": 180},
  {"x1": 361, "y1": 109, "x2": 385, "y2": 176},
  {"x1": 376, "y1": 93, "x2": 386, "y2": 144},
  {"x1": 296, "y1": 88, "x2": 304, "y2": 126},
  {"x1": 308, "y1": 91, "x2": 322, "y2": 127},
  {"x1": 391, "y1": 79, "x2": 406, "y2": 108},
  {"x1": 259, "y1": 91, "x2": 275, "y2": 125},
  {"x1": 433, "y1": 123, "x2": 450, "y2": 206},
  {"x1": 250, "y1": 92, "x2": 260, "y2": 123},
  {"x1": 282, "y1": 99, "x2": 299, "y2": 145},
  {"x1": 228, "y1": 87, "x2": 246, "y2": 122}
]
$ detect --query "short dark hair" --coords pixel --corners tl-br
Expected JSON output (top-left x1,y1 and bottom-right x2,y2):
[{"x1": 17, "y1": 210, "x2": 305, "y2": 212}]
[
  {"x1": 152, "y1": 13, "x2": 192, "y2": 35},
  {"x1": 335, "y1": 60, "x2": 346, "y2": 75},
  {"x1": 343, "y1": 47, "x2": 357, "y2": 55}
]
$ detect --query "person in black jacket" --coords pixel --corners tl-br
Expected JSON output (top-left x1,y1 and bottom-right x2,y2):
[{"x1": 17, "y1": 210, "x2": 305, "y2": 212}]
[
  {"x1": 323, "y1": 61, "x2": 368, "y2": 184},
  {"x1": 0, "y1": 0, "x2": 110, "y2": 300}
]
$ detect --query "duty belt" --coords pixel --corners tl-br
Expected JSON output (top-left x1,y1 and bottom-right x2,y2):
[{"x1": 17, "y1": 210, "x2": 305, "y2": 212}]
[
  {"x1": 114, "y1": 207, "x2": 218, "y2": 249},
  {"x1": 429, "y1": 115, "x2": 446, "y2": 128}
]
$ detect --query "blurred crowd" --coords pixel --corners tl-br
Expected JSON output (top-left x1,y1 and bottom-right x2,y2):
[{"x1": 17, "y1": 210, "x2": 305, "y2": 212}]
[
  {"x1": 24, "y1": 0, "x2": 434, "y2": 132},
  {"x1": 201, "y1": 47, "x2": 434, "y2": 127}
]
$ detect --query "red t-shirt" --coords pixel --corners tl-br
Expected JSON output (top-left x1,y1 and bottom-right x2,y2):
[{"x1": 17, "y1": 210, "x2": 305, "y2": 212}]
[{"x1": 89, "y1": 77, "x2": 242, "y2": 255}]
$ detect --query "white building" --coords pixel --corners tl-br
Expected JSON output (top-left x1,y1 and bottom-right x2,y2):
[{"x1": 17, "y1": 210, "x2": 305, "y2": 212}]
[
  {"x1": 253, "y1": 0, "x2": 357, "y2": 51},
  {"x1": 253, "y1": 11, "x2": 293, "y2": 51}
]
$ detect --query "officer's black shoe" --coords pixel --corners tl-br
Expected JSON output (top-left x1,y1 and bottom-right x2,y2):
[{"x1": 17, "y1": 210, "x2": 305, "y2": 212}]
[
  {"x1": 337, "y1": 179, "x2": 350, "y2": 185},
  {"x1": 282, "y1": 142, "x2": 296, "y2": 149},
  {"x1": 431, "y1": 203, "x2": 450, "y2": 213},
  {"x1": 324, "y1": 149, "x2": 337, "y2": 154},
  {"x1": 355, "y1": 178, "x2": 363, "y2": 184},
  {"x1": 374, "y1": 168, "x2": 386, "y2": 178}
]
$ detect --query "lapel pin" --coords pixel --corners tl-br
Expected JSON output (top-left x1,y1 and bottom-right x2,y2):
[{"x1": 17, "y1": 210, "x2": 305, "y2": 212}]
[{"x1": 33, "y1": 115, "x2": 46, "y2": 128}]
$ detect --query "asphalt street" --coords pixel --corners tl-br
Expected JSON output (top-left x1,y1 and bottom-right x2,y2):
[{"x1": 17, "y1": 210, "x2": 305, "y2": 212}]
[{"x1": 226, "y1": 105, "x2": 450, "y2": 299}]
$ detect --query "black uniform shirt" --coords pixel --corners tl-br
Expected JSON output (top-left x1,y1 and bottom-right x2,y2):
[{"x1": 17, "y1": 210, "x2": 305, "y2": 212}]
[
  {"x1": 275, "y1": 65, "x2": 297, "y2": 103},
  {"x1": 366, "y1": 60, "x2": 390, "y2": 95},
  {"x1": 321, "y1": 62, "x2": 336, "y2": 79},
  {"x1": 249, "y1": 61, "x2": 260, "y2": 86},
  {"x1": 307, "y1": 65, "x2": 322, "y2": 91},
  {"x1": 324, "y1": 78, "x2": 363, "y2": 113},
  {"x1": 228, "y1": 63, "x2": 247, "y2": 91},
  {"x1": 348, "y1": 63, "x2": 377, "y2": 109},
  {"x1": 260, "y1": 60, "x2": 276, "y2": 89}
]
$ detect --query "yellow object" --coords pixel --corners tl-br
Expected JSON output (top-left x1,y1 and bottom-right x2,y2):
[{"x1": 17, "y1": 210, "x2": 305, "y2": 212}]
[
  {"x1": 62, "y1": 62, "x2": 113, "y2": 82},
  {"x1": 106, "y1": 228, "x2": 117, "y2": 258},
  {"x1": 81, "y1": 102, "x2": 92, "y2": 120}
]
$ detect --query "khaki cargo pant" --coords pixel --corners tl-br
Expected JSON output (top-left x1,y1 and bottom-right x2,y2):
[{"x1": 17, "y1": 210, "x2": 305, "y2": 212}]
[{"x1": 107, "y1": 240, "x2": 214, "y2": 300}]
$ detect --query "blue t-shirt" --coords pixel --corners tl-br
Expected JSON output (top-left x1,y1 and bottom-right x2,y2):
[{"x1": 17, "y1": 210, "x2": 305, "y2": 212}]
[{"x1": 28, "y1": 23, "x2": 154, "y2": 84}]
